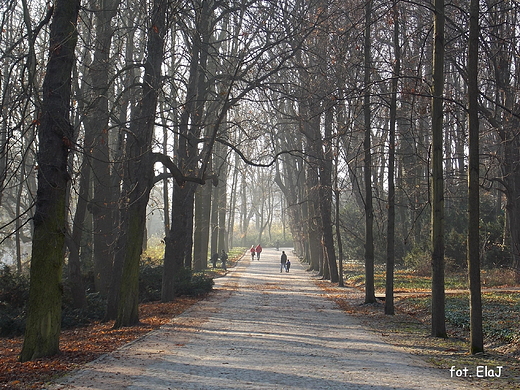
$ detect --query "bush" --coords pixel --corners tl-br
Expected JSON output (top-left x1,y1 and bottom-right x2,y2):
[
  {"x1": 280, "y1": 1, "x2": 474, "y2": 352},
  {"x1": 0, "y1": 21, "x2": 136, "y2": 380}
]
[
  {"x1": 403, "y1": 246, "x2": 431, "y2": 276},
  {"x1": 0, "y1": 266, "x2": 29, "y2": 336},
  {"x1": 61, "y1": 292, "x2": 106, "y2": 329},
  {"x1": 170, "y1": 267, "x2": 214, "y2": 297},
  {"x1": 0, "y1": 265, "x2": 29, "y2": 308},
  {"x1": 139, "y1": 262, "x2": 214, "y2": 301},
  {"x1": 139, "y1": 259, "x2": 163, "y2": 302},
  {"x1": 0, "y1": 259, "x2": 214, "y2": 336}
]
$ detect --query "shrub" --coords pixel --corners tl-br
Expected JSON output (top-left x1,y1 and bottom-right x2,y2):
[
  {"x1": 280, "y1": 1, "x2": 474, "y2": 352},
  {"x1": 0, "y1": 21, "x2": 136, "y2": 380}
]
[
  {"x1": 403, "y1": 246, "x2": 431, "y2": 276},
  {"x1": 139, "y1": 259, "x2": 163, "y2": 302},
  {"x1": 0, "y1": 265, "x2": 29, "y2": 308},
  {"x1": 139, "y1": 262, "x2": 214, "y2": 301},
  {"x1": 0, "y1": 266, "x2": 29, "y2": 336},
  {"x1": 171, "y1": 267, "x2": 214, "y2": 297},
  {"x1": 61, "y1": 292, "x2": 106, "y2": 329}
]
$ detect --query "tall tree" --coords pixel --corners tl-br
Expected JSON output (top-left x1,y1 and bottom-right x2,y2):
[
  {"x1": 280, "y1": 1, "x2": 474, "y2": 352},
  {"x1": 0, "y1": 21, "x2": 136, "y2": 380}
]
[
  {"x1": 385, "y1": 0, "x2": 400, "y2": 315},
  {"x1": 363, "y1": 0, "x2": 376, "y2": 304},
  {"x1": 431, "y1": 0, "x2": 447, "y2": 338},
  {"x1": 467, "y1": 0, "x2": 483, "y2": 354},
  {"x1": 20, "y1": 0, "x2": 80, "y2": 361},
  {"x1": 86, "y1": 0, "x2": 121, "y2": 298},
  {"x1": 114, "y1": 0, "x2": 166, "y2": 327}
]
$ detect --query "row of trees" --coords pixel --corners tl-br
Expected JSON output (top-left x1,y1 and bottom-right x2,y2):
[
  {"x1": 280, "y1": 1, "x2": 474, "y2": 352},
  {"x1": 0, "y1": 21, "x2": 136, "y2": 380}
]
[{"x1": 0, "y1": 0, "x2": 519, "y2": 360}]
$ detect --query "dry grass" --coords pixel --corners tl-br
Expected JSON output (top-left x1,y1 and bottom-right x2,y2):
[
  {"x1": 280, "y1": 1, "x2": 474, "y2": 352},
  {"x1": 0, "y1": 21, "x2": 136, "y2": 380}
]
[{"x1": 315, "y1": 278, "x2": 520, "y2": 390}]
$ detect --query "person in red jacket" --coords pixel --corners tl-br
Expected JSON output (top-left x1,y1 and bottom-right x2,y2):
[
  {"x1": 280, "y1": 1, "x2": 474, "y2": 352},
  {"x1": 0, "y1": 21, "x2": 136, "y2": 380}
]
[
  {"x1": 255, "y1": 244, "x2": 262, "y2": 260},
  {"x1": 250, "y1": 245, "x2": 256, "y2": 260}
]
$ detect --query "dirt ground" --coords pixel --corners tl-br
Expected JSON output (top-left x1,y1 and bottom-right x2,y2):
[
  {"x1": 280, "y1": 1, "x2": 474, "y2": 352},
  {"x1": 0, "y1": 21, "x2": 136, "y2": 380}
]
[
  {"x1": 44, "y1": 248, "x2": 507, "y2": 390},
  {"x1": 2, "y1": 249, "x2": 518, "y2": 389}
]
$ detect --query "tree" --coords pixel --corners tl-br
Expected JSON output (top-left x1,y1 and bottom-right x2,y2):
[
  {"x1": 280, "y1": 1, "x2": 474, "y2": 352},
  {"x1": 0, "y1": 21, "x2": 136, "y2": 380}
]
[
  {"x1": 363, "y1": 0, "x2": 376, "y2": 304},
  {"x1": 114, "y1": 0, "x2": 166, "y2": 327},
  {"x1": 385, "y1": 0, "x2": 400, "y2": 315},
  {"x1": 86, "y1": 0, "x2": 121, "y2": 298},
  {"x1": 467, "y1": 0, "x2": 483, "y2": 354},
  {"x1": 20, "y1": 0, "x2": 80, "y2": 361},
  {"x1": 431, "y1": 0, "x2": 447, "y2": 338}
]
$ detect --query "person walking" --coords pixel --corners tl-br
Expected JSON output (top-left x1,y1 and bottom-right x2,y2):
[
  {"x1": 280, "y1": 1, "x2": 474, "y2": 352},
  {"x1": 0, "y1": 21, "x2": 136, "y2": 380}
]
[
  {"x1": 250, "y1": 245, "x2": 256, "y2": 260},
  {"x1": 280, "y1": 251, "x2": 287, "y2": 273},
  {"x1": 255, "y1": 244, "x2": 262, "y2": 260},
  {"x1": 286, "y1": 258, "x2": 291, "y2": 272},
  {"x1": 211, "y1": 252, "x2": 219, "y2": 268},
  {"x1": 220, "y1": 250, "x2": 228, "y2": 271}
]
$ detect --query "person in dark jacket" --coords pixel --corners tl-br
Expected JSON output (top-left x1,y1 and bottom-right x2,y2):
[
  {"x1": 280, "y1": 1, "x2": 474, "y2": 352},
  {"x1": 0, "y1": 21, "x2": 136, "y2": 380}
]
[
  {"x1": 211, "y1": 252, "x2": 219, "y2": 268},
  {"x1": 280, "y1": 251, "x2": 287, "y2": 272},
  {"x1": 220, "y1": 250, "x2": 228, "y2": 270}
]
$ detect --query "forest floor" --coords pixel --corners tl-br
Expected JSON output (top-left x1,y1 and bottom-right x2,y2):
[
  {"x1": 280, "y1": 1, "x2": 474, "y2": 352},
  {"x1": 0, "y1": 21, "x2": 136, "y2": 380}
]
[
  {"x1": 0, "y1": 254, "x2": 518, "y2": 389},
  {"x1": 318, "y1": 282, "x2": 520, "y2": 390}
]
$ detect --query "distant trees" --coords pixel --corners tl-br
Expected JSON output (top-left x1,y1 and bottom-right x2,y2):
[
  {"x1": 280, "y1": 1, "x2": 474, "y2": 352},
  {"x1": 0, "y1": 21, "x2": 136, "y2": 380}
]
[{"x1": 1, "y1": 0, "x2": 520, "y2": 360}]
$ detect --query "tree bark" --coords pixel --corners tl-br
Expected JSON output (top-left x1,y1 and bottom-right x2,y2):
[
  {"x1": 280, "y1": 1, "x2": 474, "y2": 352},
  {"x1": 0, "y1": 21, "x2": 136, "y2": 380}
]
[
  {"x1": 364, "y1": 0, "x2": 376, "y2": 304},
  {"x1": 20, "y1": 0, "x2": 80, "y2": 361},
  {"x1": 431, "y1": 0, "x2": 447, "y2": 338},
  {"x1": 467, "y1": 0, "x2": 483, "y2": 354},
  {"x1": 321, "y1": 106, "x2": 338, "y2": 283},
  {"x1": 193, "y1": 181, "x2": 212, "y2": 271},
  {"x1": 114, "y1": 0, "x2": 166, "y2": 327},
  {"x1": 385, "y1": 1, "x2": 400, "y2": 316},
  {"x1": 66, "y1": 158, "x2": 90, "y2": 309},
  {"x1": 86, "y1": 0, "x2": 120, "y2": 298}
]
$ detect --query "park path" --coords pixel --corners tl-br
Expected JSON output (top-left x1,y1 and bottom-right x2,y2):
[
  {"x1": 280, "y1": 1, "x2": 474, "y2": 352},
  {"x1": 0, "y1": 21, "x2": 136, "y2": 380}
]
[{"x1": 49, "y1": 248, "x2": 477, "y2": 390}]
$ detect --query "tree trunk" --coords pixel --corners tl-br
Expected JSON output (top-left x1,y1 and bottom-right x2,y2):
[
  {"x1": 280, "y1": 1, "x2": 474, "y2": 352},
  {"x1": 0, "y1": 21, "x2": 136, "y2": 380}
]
[
  {"x1": 104, "y1": 25, "x2": 136, "y2": 322},
  {"x1": 66, "y1": 158, "x2": 90, "y2": 309},
  {"x1": 321, "y1": 107, "x2": 338, "y2": 283},
  {"x1": 385, "y1": 1, "x2": 400, "y2": 316},
  {"x1": 86, "y1": 0, "x2": 120, "y2": 298},
  {"x1": 20, "y1": 0, "x2": 80, "y2": 361},
  {"x1": 364, "y1": 0, "x2": 376, "y2": 304},
  {"x1": 162, "y1": 183, "x2": 196, "y2": 302},
  {"x1": 467, "y1": 0, "x2": 483, "y2": 354},
  {"x1": 114, "y1": 0, "x2": 166, "y2": 327},
  {"x1": 193, "y1": 182, "x2": 212, "y2": 270},
  {"x1": 431, "y1": 0, "x2": 447, "y2": 338}
]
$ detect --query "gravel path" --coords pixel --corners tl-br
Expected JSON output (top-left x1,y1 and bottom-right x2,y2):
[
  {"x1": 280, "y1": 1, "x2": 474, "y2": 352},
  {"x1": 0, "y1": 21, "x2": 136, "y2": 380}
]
[{"x1": 49, "y1": 248, "x2": 477, "y2": 390}]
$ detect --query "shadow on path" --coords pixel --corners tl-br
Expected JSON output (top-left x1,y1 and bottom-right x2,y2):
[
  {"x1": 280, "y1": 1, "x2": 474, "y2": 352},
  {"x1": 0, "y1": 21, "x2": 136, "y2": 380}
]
[{"x1": 49, "y1": 248, "x2": 478, "y2": 390}]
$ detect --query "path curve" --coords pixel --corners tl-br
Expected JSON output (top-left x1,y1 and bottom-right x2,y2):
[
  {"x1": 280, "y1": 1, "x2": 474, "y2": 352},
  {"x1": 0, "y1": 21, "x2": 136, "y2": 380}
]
[{"x1": 49, "y1": 248, "x2": 477, "y2": 390}]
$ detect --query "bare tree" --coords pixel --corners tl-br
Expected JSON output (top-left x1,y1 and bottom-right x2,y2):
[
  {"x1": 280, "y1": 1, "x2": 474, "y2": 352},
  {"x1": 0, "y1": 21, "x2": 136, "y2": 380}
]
[
  {"x1": 467, "y1": 0, "x2": 483, "y2": 354},
  {"x1": 363, "y1": 0, "x2": 376, "y2": 304},
  {"x1": 114, "y1": 0, "x2": 167, "y2": 327},
  {"x1": 20, "y1": 0, "x2": 80, "y2": 361},
  {"x1": 431, "y1": 0, "x2": 447, "y2": 338}
]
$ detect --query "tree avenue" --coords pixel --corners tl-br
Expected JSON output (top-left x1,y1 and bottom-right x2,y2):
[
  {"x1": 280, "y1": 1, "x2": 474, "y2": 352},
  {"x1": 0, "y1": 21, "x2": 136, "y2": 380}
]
[{"x1": 0, "y1": 0, "x2": 519, "y2": 361}]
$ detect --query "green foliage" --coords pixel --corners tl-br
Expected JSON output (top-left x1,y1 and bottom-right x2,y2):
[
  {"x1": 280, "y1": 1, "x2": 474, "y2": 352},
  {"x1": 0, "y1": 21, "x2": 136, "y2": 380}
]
[
  {"x1": 171, "y1": 267, "x2": 214, "y2": 297},
  {"x1": 142, "y1": 236, "x2": 165, "y2": 265},
  {"x1": 0, "y1": 266, "x2": 29, "y2": 336},
  {"x1": 343, "y1": 261, "x2": 468, "y2": 292},
  {"x1": 139, "y1": 257, "x2": 214, "y2": 301},
  {"x1": 61, "y1": 292, "x2": 106, "y2": 329},
  {"x1": 400, "y1": 292, "x2": 520, "y2": 344},
  {"x1": 0, "y1": 266, "x2": 29, "y2": 308},
  {"x1": 232, "y1": 223, "x2": 293, "y2": 249},
  {"x1": 402, "y1": 246, "x2": 432, "y2": 276},
  {"x1": 139, "y1": 258, "x2": 163, "y2": 302}
]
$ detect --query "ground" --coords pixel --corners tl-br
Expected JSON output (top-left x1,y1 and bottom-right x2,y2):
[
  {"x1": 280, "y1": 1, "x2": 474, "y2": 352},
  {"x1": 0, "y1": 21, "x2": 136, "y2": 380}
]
[
  {"x1": 318, "y1": 280, "x2": 520, "y2": 390},
  {"x1": 1, "y1": 260, "x2": 519, "y2": 389},
  {"x1": 0, "y1": 298, "x2": 202, "y2": 389}
]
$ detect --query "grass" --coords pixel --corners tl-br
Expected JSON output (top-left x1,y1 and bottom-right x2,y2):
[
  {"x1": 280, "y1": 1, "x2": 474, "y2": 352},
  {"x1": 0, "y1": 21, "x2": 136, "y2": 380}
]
[
  {"x1": 342, "y1": 261, "x2": 520, "y2": 356},
  {"x1": 400, "y1": 292, "x2": 520, "y2": 345},
  {"x1": 323, "y1": 261, "x2": 520, "y2": 389},
  {"x1": 343, "y1": 262, "x2": 468, "y2": 291}
]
